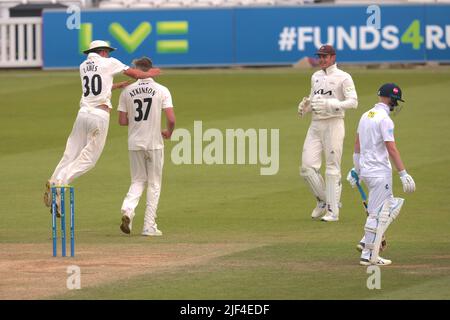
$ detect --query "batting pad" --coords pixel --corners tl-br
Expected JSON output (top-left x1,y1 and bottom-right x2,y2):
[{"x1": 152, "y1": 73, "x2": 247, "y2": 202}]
[
  {"x1": 301, "y1": 167, "x2": 326, "y2": 202},
  {"x1": 326, "y1": 174, "x2": 340, "y2": 215},
  {"x1": 370, "y1": 198, "x2": 404, "y2": 264}
]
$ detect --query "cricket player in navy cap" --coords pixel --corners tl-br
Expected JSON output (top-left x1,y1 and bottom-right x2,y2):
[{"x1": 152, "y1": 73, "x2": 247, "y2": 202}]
[{"x1": 347, "y1": 83, "x2": 416, "y2": 265}]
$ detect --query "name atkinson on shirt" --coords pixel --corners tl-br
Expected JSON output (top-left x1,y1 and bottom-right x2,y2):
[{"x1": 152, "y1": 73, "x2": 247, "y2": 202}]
[{"x1": 129, "y1": 86, "x2": 157, "y2": 98}]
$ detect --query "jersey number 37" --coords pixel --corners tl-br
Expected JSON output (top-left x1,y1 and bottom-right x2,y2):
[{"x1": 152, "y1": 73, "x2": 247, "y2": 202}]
[{"x1": 134, "y1": 98, "x2": 153, "y2": 122}]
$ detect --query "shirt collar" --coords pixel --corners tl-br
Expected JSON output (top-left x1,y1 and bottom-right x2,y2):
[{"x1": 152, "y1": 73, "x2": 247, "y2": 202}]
[
  {"x1": 87, "y1": 52, "x2": 101, "y2": 59},
  {"x1": 322, "y1": 63, "x2": 337, "y2": 75},
  {"x1": 139, "y1": 77, "x2": 154, "y2": 82},
  {"x1": 374, "y1": 102, "x2": 391, "y2": 114}
]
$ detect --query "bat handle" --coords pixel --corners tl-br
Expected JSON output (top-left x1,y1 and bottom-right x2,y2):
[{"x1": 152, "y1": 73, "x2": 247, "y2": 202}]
[{"x1": 351, "y1": 170, "x2": 359, "y2": 182}]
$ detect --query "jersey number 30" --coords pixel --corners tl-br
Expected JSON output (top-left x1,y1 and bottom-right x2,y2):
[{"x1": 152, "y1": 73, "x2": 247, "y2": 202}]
[
  {"x1": 134, "y1": 98, "x2": 152, "y2": 121},
  {"x1": 83, "y1": 74, "x2": 102, "y2": 97}
]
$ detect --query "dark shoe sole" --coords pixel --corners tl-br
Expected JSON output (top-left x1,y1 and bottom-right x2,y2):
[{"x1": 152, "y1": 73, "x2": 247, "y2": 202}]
[
  {"x1": 44, "y1": 181, "x2": 52, "y2": 207},
  {"x1": 50, "y1": 204, "x2": 61, "y2": 218},
  {"x1": 120, "y1": 216, "x2": 131, "y2": 234},
  {"x1": 46, "y1": 181, "x2": 61, "y2": 218}
]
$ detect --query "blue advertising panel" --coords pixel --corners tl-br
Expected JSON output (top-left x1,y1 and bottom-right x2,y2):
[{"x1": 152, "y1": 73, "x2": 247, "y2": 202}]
[
  {"x1": 43, "y1": 5, "x2": 450, "y2": 68},
  {"x1": 424, "y1": 5, "x2": 450, "y2": 61},
  {"x1": 43, "y1": 8, "x2": 234, "y2": 68},
  {"x1": 235, "y1": 5, "x2": 433, "y2": 64}
]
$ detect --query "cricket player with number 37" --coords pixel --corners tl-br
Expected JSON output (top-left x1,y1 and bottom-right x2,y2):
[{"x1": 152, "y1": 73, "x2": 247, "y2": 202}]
[
  {"x1": 118, "y1": 57, "x2": 176, "y2": 237},
  {"x1": 297, "y1": 45, "x2": 358, "y2": 222},
  {"x1": 347, "y1": 83, "x2": 416, "y2": 266}
]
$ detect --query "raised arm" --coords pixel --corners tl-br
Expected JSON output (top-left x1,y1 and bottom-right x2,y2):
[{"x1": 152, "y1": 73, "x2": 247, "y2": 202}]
[
  {"x1": 123, "y1": 67, "x2": 161, "y2": 80},
  {"x1": 112, "y1": 81, "x2": 132, "y2": 90}
]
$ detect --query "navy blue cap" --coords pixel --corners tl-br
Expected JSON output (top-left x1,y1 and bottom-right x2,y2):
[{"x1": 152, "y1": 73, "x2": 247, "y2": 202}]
[{"x1": 377, "y1": 83, "x2": 404, "y2": 102}]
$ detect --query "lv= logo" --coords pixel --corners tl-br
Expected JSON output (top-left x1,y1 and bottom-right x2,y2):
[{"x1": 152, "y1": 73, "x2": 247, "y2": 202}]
[
  {"x1": 79, "y1": 21, "x2": 189, "y2": 54},
  {"x1": 109, "y1": 22, "x2": 151, "y2": 53}
]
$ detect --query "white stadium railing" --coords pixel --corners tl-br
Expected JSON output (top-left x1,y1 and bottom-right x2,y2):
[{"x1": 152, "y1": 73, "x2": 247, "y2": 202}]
[{"x1": 0, "y1": 17, "x2": 42, "y2": 67}]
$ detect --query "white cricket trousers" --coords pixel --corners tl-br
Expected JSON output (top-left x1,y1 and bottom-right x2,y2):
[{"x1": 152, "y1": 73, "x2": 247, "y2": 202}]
[
  {"x1": 301, "y1": 118, "x2": 345, "y2": 176},
  {"x1": 121, "y1": 149, "x2": 164, "y2": 227},
  {"x1": 51, "y1": 107, "x2": 110, "y2": 185},
  {"x1": 360, "y1": 175, "x2": 394, "y2": 260}
]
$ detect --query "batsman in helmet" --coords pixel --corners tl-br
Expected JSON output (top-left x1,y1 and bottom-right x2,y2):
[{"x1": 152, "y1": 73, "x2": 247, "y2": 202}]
[{"x1": 347, "y1": 83, "x2": 416, "y2": 266}]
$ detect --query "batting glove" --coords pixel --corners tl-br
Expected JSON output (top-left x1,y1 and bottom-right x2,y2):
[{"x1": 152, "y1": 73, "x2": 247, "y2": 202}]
[
  {"x1": 399, "y1": 170, "x2": 416, "y2": 193},
  {"x1": 298, "y1": 97, "x2": 311, "y2": 117},
  {"x1": 346, "y1": 168, "x2": 358, "y2": 188}
]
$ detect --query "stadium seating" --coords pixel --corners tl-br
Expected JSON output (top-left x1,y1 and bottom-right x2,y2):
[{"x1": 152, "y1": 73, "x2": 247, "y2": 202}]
[
  {"x1": 3, "y1": 0, "x2": 446, "y2": 18},
  {"x1": 0, "y1": 0, "x2": 90, "y2": 18},
  {"x1": 98, "y1": 0, "x2": 125, "y2": 8},
  {"x1": 16, "y1": 0, "x2": 88, "y2": 6},
  {"x1": 101, "y1": 0, "x2": 443, "y2": 9},
  {"x1": 99, "y1": 0, "x2": 307, "y2": 8}
]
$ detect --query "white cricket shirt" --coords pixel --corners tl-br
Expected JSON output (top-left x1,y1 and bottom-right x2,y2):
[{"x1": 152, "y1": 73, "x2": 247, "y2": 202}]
[
  {"x1": 79, "y1": 53, "x2": 129, "y2": 109},
  {"x1": 357, "y1": 103, "x2": 395, "y2": 178},
  {"x1": 118, "y1": 78, "x2": 173, "y2": 150},
  {"x1": 309, "y1": 64, "x2": 357, "y2": 120}
]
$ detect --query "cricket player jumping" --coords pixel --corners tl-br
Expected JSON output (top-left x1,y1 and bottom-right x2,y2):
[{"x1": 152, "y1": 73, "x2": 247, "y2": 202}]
[
  {"x1": 118, "y1": 57, "x2": 175, "y2": 237},
  {"x1": 347, "y1": 83, "x2": 416, "y2": 265},
  {"x1": 298, "y1": 45, "x2": 358, "y2": 222},
  {"x1": 44, "y1": 40, "x2": 161, "y2": 214}
]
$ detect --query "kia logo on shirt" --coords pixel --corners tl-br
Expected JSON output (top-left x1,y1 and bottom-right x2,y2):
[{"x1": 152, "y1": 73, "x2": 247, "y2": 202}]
[{"x1": 314, "y1": 89, "x2": 332, "y2": 95}]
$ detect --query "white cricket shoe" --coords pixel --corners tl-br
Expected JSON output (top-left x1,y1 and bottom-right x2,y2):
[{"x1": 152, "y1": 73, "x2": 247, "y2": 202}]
[
  {"x1": 360, "y1": 256, "x2": 392, "y2": 266},
  {"x1": 120, "y1": 215, "x2": 133, "y2": 234},
  {"x1": 321, "y1": 211, "x2": 339, "y2": 222},
  {"x1": 142, "y1": 226, "x2": 162, "y2": 236},
  {"x1": 311, "y1": 201, "x2": 327, "y2": 219}
]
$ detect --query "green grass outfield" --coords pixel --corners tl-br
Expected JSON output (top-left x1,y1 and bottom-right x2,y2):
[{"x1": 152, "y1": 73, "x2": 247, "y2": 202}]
[{"x1": 0, "y1": 67, "x2": 449, "y2": 300}]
